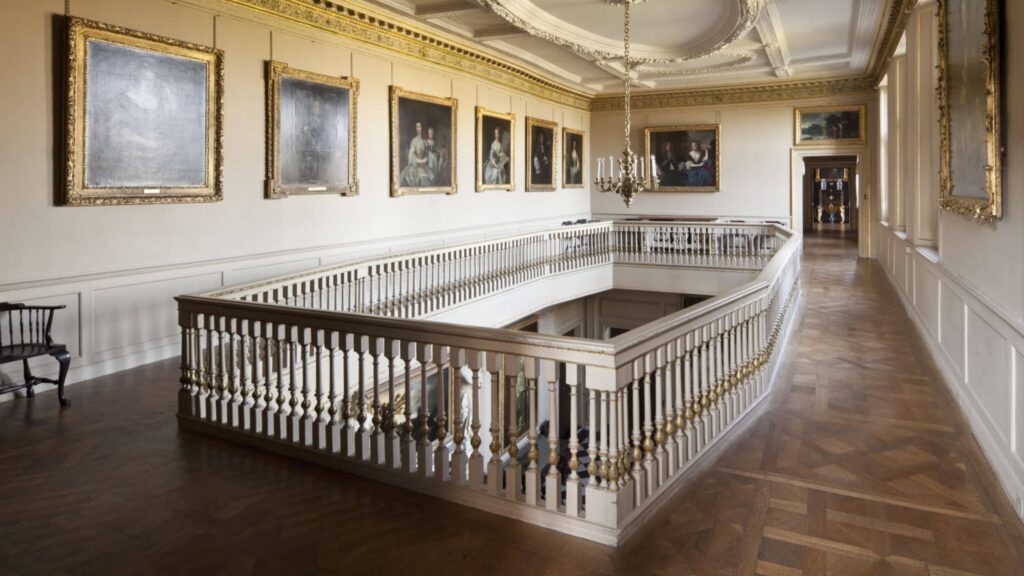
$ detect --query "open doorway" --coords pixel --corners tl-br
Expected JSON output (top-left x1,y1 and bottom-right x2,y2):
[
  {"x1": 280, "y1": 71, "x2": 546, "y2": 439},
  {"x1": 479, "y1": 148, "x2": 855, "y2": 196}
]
[{"x1": 803, "y1": 156, "x2": 858, "y2": 239}]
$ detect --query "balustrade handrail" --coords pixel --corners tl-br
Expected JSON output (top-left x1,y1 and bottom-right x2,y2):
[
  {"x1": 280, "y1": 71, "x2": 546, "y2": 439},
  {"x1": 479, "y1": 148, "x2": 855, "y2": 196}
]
[{"x1": 174, "y1": 218, "x2": 801, "y2": 546}]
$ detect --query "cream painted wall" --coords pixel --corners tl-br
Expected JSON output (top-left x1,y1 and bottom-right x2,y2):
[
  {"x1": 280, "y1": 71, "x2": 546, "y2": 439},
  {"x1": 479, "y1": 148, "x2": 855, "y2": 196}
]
[
  {"x1": 0, "y1": 0, "x2": 589, "y2": 388},
  {"x1": 875, "y1": 0, "x2": 1024, "y2": 522},
  {"x1": 589, "y1": 96, "x2": 874, "y2": 245}
]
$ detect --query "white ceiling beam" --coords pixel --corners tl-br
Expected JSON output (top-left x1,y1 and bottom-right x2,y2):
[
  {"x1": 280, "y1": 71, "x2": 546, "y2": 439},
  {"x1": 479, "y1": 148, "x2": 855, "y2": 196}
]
[
  {"x1": 756, "y1": 2, "x2": 793, "y2": 78},
  {"x1": 473, "y1": 25, "x2": 528, "y2": 41},
  {"x1": 415, "y1": 1, "x2": 485, "y2": 19}
]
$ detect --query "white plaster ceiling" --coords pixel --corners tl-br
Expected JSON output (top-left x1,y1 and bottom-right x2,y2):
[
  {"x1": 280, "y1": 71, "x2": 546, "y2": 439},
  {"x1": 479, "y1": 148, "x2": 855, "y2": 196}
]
[{"x1": 364, "y1": 0, "x2": 891, "y2": 94}]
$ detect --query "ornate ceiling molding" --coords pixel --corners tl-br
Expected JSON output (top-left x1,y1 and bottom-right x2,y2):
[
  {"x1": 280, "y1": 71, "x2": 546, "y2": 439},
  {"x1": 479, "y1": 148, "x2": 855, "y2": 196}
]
[
  {"x1": 471, "y1": 0, "x2": 765, "y2": 64},
  {"x1": 867, "y1": 0, "x2": 917, "y2": 83},
  {"x1": 219, "y1": 0, "x2": 593, "y2": 109},
  {"x1": 590, "y1": 76, "x2": 875, "y2": 111}
]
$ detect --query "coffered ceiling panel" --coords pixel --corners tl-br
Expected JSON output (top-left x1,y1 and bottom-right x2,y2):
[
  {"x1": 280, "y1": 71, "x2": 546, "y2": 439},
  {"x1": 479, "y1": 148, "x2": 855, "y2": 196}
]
[{"x1": 367, "y1": 0, "x2": 895, "y2": 94}]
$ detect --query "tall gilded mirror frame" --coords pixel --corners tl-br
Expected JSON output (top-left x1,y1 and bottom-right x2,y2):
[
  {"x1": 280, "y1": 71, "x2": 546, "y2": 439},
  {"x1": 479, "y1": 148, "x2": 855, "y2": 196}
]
[{"x1": 937, "y1": 0, "x2": 1003, "y2": 221}]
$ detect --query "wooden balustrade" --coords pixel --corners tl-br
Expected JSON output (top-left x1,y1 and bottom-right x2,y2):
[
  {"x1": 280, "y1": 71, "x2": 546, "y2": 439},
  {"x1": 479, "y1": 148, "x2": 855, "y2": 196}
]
[{"x1": 176, "y1": 221, "x2": 800, "y2": 546}]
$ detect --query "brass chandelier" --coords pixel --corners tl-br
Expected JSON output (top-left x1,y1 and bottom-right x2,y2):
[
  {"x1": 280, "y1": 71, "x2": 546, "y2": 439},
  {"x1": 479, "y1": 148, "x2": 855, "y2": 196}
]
[{"x1": 594, "y1": 0, "x2": 659, "y2": 207}]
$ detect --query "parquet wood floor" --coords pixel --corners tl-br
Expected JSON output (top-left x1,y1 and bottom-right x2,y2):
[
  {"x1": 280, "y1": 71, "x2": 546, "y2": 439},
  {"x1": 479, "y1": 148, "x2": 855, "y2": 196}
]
[{"x1": 2, "y1": 235, "x2": 1023, "y2": 575}]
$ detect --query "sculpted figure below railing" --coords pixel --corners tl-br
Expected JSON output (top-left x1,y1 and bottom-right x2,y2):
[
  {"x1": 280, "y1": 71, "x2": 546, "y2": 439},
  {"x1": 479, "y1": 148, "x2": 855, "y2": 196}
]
[{"x1": 176, "y1": 221, "x2": 800, "y2": 546}]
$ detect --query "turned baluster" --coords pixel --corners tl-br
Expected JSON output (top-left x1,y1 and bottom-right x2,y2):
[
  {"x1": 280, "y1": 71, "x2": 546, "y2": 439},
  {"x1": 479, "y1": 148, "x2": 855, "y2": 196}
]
[
  {"x1": 607, "y1": 389, "x2": 620, "y2": 494},
  {"x1": 673, "y1": 338, "x2": 687, "y2": 465},
  {"x1": 619, "y1": 386, "x2": 630, "y2": 492},
  {"x1": 416, "y1": 343, "x2": 433, "y2": 478},
  {"x1": 434, "y1": 346, "x2": 451, "y2": 481},
  {"x1": 468, "y1": 350, "x2": 485, "y2": 491},
  {"x1": 641, "y1": 353, "x2": 657, "y2": 496},
  {"x1": 274, "y1": 324, "x2": 290, "y2": 439},
  {"x1": 587, "y1": 387, "x2": 599, "y2": 488},
  {"x1": 399, "y1": 341, "x2": 417, "y2": 473},
  {"x1": 630, "y1": 360, "x2": 644, "y2": 503},
  {"x1": 486, "y1": 352, "x2": 504, "y2": 496},
  {"x1": 543, "y1": 358, "x2": 559, "y2": 511},
  {"x1": 450, "y1": 348, "x2": 468, "y2": 486},
  {"x1": 325, "y1": 331, "x2": 340, "y2": 453},
  {"x1": 524, "y1": 358, "x2": 541, "y2": 505},
  {"x1": 354, "y1": 335, "x2": 370, "y2": 460},
  {"x1": 368, "y1": 337, "x2": 386, "y2": 464},
  {"x1": 245, "y1": 318, "x2": 259, "y2": 433},
  {"x1": 262, "y1": 321, "x2": 276, "y2": 437},
  {"x1": 383, "y1": 339, "x2": 401, "y2": 468},
  {"x1": 505, "y1": 355, "x2": 521, "y2": 500},
  {"x1": 599, "y1": 389, "x2": 611, "y2": 492},
  {"x1": 657, "y1": 346, "x2": 673, "y2": 481},
  {"x1": 565, "y1": 364, "x2": 581, "y2": 516}
]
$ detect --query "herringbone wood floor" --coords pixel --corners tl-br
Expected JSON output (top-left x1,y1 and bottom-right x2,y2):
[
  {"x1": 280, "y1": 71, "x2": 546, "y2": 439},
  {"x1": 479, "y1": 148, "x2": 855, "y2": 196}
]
[{"x1": 2, "y1": 235, "x2": 1023, "y2": 575}]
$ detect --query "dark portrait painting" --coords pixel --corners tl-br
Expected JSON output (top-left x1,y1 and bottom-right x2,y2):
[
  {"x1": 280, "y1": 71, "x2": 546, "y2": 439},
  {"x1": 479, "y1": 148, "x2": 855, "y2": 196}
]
[
  {"x1": 391, "y1": 87, "x2": 457, "y2": 196},
  {"x1": 476, "y1": 108, "x2": 514, "y2": 191},
  {"x1": 562, "y1": 129, "x2": 584, "y2": 188},
  {"x1": 795, "y1": 106, "x2": 866, "y2": 145},
  {"x1": 266, "y1": 62, "x2": 357, "y2": 198},
  {"x1": 644, "y1": 125, "x2": 720, "y2": 192},
  {"x1": 64, "y1": 17, "x2": 222, "y2": 205},
  {"x1": 85, "y1": 41, "x2": 207, "y2": 188},
  {"x1": 527, "y1": 117, "x2": 557, "y2": 191}
]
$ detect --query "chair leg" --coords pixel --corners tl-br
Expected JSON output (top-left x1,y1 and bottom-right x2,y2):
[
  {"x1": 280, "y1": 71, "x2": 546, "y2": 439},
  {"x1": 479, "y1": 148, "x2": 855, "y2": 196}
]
[
  {"x1": 52, "y1": 351, "x2": 71, "y2": 407},
  {"x1": 22, "y1": 359, "x2": 34, "y2": 397}
]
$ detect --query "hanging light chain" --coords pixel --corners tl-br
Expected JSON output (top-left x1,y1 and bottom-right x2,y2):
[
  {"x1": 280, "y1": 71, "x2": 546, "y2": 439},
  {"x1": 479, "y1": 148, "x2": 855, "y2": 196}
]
[{"x1": 623, "y1": 0, "x2": 631, "y2": 154}]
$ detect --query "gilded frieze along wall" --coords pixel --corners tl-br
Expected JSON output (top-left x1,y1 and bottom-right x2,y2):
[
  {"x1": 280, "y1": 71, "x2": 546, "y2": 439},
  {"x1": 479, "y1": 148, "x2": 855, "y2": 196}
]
[
  {"x1": 590, "y1": 77, "x2": 876, "y2": 112},
  {"x1": 222, "y1": 0, "x2": 593, "y2": 110}
]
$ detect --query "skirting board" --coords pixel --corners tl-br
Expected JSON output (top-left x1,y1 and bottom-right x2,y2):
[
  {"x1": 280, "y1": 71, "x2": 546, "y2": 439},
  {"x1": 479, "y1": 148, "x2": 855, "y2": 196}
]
[{"x1": 877, "y1": 256, "x2": 1024, "y2": 524}]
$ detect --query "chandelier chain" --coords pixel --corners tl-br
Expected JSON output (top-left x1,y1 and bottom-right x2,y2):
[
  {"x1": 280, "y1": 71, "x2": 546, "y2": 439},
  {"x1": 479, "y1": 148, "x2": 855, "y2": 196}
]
[{"x1": 623, "y1": 0, "x2": 631, "y2": 153}]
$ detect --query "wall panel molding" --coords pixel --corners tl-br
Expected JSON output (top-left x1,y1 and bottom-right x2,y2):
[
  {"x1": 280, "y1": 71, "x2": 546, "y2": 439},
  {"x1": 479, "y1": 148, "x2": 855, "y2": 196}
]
[{"x1": 879, "y1": 224, "x2": 1024, "y2": 523}]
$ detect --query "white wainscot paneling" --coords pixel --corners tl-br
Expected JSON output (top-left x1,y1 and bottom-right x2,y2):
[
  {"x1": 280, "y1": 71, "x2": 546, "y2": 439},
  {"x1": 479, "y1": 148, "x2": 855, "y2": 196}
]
[
  {"x1": 894, "y1": 245, "x2": 908, "y2": 293},
  {"x1": 92, "y1": 272, "x2": 223, "y2": 357},
  {"x1": 913, "y1": 261, "x2": 939, "y2": 339},
  {"x1": 1015, "y1": 347, "x2": 1023, "y2": 463},
  {"x1": 940, "y1": 286, "x2": 966, "y2": 377},
  {"x1": 966, "y1": 309, "x2": 1011, "y2": 445}
]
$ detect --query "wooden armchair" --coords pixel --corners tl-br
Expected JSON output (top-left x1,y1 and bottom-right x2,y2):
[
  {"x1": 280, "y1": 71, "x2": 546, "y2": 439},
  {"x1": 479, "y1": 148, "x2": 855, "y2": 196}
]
[{"x1": 0, "y1": 302, "x2": 71, "y2": 406}]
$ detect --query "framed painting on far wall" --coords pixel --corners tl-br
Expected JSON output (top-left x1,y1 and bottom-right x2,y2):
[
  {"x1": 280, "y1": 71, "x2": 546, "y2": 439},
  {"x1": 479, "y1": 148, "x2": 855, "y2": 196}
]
[
  {"x1": 644, "y1": 125, "x2": 720, "y2": 192},
  {"x1": 526, "y1": 117, "x2": 557, "y2": 192},
  {"x1": 795, "y1": 105, "x2": 867, "y2": 146},
  {"x1": 475, "y1": 107, "x2": 514, "y2": 192},
  {"x1": 390, "y1": 87, "x2": 457, "y2": 197},
  {"x1": 63, "y1": 17, "x2": 223, "y2": 205},
  {"x1": 265, "y1": 61, "x2": 358, "y2": 199},
  {"x1": 562, "y1": 128, "x2": 585, "y2": 189}
]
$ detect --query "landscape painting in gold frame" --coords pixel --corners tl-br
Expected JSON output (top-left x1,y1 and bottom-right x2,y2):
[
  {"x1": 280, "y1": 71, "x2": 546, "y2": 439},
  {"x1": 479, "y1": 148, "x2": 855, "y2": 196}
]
[
  {"x1": 475, "y1": 107, "x2": 514, "y2": 192},
  {"x1": 265, "y1": 61, "x2": 358, "y2": 199},
  {"x1": 63, "y1": 17, "x2": 223, "y2": 206},
  {"x1": 937, "y1": 0, "x2": 1003, "y2": 220},
  {"x1": 794, "y1": 105, "x2": 866, "y2": 146},
  {"x1": 390, "y1": 87, "x2": 457, "y2": 197}
]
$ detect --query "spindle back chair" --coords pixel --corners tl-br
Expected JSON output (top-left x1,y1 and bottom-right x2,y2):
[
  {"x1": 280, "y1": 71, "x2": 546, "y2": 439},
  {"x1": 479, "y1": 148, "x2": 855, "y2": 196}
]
[{"x1": 0, "y1": 302, "x2": 70, "y2": 406}]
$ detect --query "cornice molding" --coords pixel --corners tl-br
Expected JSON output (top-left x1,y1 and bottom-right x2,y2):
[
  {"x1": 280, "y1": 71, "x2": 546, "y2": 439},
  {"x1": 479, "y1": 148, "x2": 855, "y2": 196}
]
[
  {"x1": 591, "y1": 76, "x2": 875, "y2": 112},
  {"x1": 222, "y1": 0, "x2": 592, "y2": 110},
  {"x1": 216, "y1": 0, "x2": 913, "y2": 114},
  {"x1": 867, "y1": 0, "x2": 917, "y2": 84}
]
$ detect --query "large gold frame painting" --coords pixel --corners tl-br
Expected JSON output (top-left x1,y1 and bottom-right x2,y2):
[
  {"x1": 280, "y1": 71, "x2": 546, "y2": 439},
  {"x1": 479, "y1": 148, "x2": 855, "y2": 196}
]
[
  {"x1": 475, "y1": 107, "x2": 514, "y2": 192},
  {"x1": 63, "y1": 17, "x2": 223, "y2": 206},
  {"x1": 644, "y1": 125, "x2": 720, "y2": 193},
  {"x1": 265, "y1": 61, "x2": 358, "y2": 199},
  {"x1": 937, "y1": 0, "x2": 1003, "y2": 221},
  {"x1": 390, "y1": 87, "x2": 458, "y2": 197}
]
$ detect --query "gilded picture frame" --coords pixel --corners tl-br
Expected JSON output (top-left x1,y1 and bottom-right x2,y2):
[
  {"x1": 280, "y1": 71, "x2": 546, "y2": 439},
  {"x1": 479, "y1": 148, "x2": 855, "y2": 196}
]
[
  {"x1": 562, "y1": 128, "x2": 585, "y2": 189},
  {"x1": 475, "y1": 107, "x2": 514, "y2": 192},
  {"x1": 937, "y1": 0, "x2": 1003, "y2": 221},
  {"x1": 63, "y1": 17, "x2": 223, "y2": 206},
  {"x1": 265, "y1": 61, "x2": 358, "y2": 199},
  {"x1": 794, "y1": 105, "x2": 867, "y2": 146},
  {"x1": 390, "y1": 87, "x2": 457, "y2": 197},
  {"x1": 644, "y1": 125, "x2": 720, "y2": 193},
  {"x1": 526, "y1": 117, "x2": 558, "y2": 192}
]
